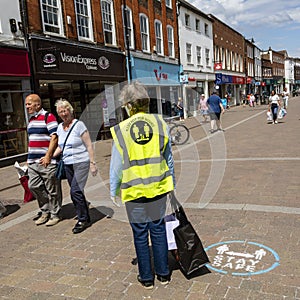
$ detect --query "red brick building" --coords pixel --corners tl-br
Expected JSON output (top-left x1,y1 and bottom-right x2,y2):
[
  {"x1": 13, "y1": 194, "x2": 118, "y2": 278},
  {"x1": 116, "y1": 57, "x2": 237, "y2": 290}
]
[{"x1": 209, "y1": 14, "x2": 245, "y2": 105}]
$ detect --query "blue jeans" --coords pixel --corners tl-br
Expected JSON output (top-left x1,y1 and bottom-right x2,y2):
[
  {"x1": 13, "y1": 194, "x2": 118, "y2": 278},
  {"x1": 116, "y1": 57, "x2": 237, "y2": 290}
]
[
  {"x1": 65, "y1": 162, "x2": 90, "y2": 222},
  {"x1": 126, "y1": 194, "x2": 169, "y2": 282}
]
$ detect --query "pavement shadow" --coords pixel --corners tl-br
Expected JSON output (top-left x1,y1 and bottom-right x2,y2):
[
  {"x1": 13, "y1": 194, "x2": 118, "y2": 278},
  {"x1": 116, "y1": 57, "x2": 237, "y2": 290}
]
[
  {"x1": 60, "y1": 203, "x2": 112, "y2": 224},
  {"x1": 130, "y1": 248, "x2": 211, "y2": 280},
  {"x1": 0, "y1": 204, "x2": 21, "y2": 219},
  {"x1": 168, "y1": 250, "x2": 211, "y2": 280}
]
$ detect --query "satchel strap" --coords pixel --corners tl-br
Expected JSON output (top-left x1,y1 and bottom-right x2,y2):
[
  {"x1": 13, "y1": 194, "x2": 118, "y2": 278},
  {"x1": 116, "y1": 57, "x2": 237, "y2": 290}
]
[{"x1": 61, "y1": 120, "x2": 79, "y2": 153}]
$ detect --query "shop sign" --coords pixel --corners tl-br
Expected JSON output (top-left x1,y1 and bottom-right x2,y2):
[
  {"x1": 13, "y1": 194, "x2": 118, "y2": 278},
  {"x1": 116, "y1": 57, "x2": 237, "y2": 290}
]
[
  {"x1": 32, "y1": 38, "x2": 125, "y2": 79},
  {"x1": 232, "y1": 76, "x2": 245, "y2": 84},
  {"x1": 154, "y1": 66, "x2": 168, "y2": 81},
  {"x1": 216, "y1": 73, "x2": 245, "y2": 85},
  {"x1": 132, "y1": 57, "x2": 180, "y2": 86},
  {"x1": 214, "y1": 62, "x2": 222, "y2": 70},
  {"x1": 246, "y1": 77, "x2": 252, "y2": 84},
  {"x1": 179, "y1": 74, "x2": 188, "y2": 84},
  {"x1": 205, "y1": 240, "x2": 280, "y2": 276},
  {"x1": 0, "y1": 48, "x2": 30, "y2": 77}
]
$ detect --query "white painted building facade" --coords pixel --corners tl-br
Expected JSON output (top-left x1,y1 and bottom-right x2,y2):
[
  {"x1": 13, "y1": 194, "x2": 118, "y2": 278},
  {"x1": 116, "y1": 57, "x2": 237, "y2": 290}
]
[{"x1": 178, "y1": 0, "x2": 215, "y2": 117}]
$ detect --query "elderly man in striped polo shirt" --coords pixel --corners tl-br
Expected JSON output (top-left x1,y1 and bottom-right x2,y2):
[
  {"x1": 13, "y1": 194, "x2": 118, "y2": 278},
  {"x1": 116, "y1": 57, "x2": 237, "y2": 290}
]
[{"x1": 25, "y1": 94, "x2": 62, "y2": 226}]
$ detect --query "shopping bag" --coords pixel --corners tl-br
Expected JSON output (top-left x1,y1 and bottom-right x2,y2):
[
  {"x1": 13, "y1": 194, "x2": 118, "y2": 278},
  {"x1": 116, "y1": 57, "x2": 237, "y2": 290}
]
[
  {"x1": 55, "y1": 160, "x2": 66, "y2": 180},
  {"x1": 266, "y1": 111, "x2": 272, "y2": 121},
  {"x1": 278, "y1": 108, "x2": 287, "y2": 119},
  {"x1": 170, "y1": 193, "x2": 210, "y2": 277},
  {"x1": 20, "y1": 176, "x2": 35, "y2": 203},
  {"x1": 14, "y1": 161, "x2": 35, "y2": 203},
  {"x1": 165, "y1": 214, "x2": 179, "y2": 250}
]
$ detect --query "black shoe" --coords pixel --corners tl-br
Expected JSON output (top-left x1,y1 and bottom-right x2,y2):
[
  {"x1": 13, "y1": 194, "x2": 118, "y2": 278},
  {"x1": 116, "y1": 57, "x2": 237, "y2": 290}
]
[
  {"x1": 72, "y1": 221, "x2": 91, "y2": 234},
  {"x1": 218, "y1": 128, "x2": 225, "y2": 132},
  {"x1": 157, "y1": 274, "x2": 171, "y2": 285},
  {"x1": 137, "y1": 275, "x2": 154, "y2": 289}
]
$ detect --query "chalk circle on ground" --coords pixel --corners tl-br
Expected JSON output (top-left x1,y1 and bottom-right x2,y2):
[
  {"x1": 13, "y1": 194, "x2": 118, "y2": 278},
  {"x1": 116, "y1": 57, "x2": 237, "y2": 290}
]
[{"x1": 204, "y1": 240, "x2": 280, "y2": 276}]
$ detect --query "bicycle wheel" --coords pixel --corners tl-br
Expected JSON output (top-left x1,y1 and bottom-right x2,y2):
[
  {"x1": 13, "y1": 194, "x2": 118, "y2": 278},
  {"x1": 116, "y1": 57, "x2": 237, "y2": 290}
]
[{"x1": 170, "y1": 124, "x2": 190, "y2": 145}]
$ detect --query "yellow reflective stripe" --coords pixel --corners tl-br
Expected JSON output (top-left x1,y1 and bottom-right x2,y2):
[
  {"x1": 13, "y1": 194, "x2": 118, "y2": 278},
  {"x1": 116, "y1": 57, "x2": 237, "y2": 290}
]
[
  {"x1": 122, "y1": 176, "x2": 174, "y2": 202},
  {"x1": 121, "y1": 169, "x2": 172, "y2": 189}
]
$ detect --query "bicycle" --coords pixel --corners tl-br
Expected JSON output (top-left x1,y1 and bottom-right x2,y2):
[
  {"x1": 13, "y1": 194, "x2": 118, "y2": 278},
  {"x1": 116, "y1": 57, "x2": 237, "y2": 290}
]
[{"x1": 164, "y1": 116, "x2": 190, "y2": 145}]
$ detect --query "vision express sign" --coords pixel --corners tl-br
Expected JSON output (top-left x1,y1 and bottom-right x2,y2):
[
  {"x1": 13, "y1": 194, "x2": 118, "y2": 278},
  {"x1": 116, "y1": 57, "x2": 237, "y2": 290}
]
[{"x1": 31, "y1": 38, "x2": 125, "y2": 80}]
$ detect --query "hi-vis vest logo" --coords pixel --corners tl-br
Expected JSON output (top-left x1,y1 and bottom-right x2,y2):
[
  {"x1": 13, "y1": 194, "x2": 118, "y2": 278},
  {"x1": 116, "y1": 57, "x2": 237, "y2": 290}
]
[{"x1": 130, "y1": 120, "x2": 153, "y2": 145}]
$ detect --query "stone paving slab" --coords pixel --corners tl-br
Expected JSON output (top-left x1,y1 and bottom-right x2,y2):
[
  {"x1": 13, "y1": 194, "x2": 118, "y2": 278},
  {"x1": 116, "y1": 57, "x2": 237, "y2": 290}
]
[{"x1": 0, "y1": 97, "x2": 299, "y2": 299}]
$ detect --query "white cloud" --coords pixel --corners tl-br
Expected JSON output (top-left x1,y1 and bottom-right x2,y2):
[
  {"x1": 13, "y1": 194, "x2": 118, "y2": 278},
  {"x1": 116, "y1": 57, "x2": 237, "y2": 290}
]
[{"x1": 188, "y1": 0, "x2": 300, "y2": 56}]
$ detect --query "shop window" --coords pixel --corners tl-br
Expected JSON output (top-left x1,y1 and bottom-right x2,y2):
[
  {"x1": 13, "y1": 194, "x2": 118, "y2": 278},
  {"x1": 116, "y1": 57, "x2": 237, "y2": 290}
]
[{"x1": 0, "y1": 82, "x2": 27, "y2": 158}]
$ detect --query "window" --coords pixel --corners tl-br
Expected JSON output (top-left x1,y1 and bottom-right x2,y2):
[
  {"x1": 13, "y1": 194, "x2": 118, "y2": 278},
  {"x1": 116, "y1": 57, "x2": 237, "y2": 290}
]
[
  {"x1": 122, "y1": 6, "x2": 134, "y2": 49},
  {"x1": 165, "y1": 0, "x2": 172, "y2": 8},
  {"x1": 205, "y1": 48, "x2": 210, "y2": 66},
  {"x1": 204, "y1": 23, "x2": 209, "y2": 36},
  {"x1": 154, "y1": 20, "x2": 163, "y2": 55},
  {"x1": 185, "y1": 14, "x2": 190, "y2": 27},
  {"x1": 196, "y1": 46, "x2": 201, "y2": 65},
  {"x1": 186, "y1": 43, "x2": 192, "y2": 64},
  {"x1": 40, "y1": 0, "x2": 64, "y2": 35},
  {"x1": 167, "y1": 25, "x2": 174, "y2": 58},
  {"x1": 101, "y1": 0, "x2": 116, "y2": 45},
  {"x1": 140, "y1": 14, "x2": 150, "y2": 52},
  {"x1": 74, "y1": 0, "x2": 93, "y2": 41},
  {"x1": 195, "y1": 19, "x2": 200, "y2": 32}
]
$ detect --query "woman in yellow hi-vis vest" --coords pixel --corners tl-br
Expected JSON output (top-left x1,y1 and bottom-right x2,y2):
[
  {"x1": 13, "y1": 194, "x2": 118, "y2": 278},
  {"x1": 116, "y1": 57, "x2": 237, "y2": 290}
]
[{"x1": 110, "y1": 82, "x2": 175, "y2": 289}]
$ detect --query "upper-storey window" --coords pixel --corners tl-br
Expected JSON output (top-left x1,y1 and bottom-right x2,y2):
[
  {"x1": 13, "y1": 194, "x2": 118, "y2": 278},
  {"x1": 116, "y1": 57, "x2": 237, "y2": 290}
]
[
  {"x1": 167, "y1": 25, "x2": 174, "y2": 58},
  {"x1": 101, "y1": 0, "x2": 116, "y2": 45},
  {"x1": 195, "y1": 19, "x2": 200, "y2": 32},
  {"x1": 122, "y1": 6, "x2": 134, "y2": 49},
  {"x1": 155, "y1": 20, "x2": 163, "y2": 55},
  {"x1": 186, "y1": 43, "x2": 192, "y2": 64},
  {"x1": 196, "y1": 46, "x2": 202, "y2": 65},
  {"x1": 140, "y1": 14, "x2": 150, "y2": 52},
  {"x1": 40, "y1": 0, "x2": 64, "y2": 35},
  {"x1": 185, "y1": 14, "x2": 190, "y2": 28},
  {"x1": 74, "y1": 0, "x2": 93, "y2": 41},
  {"x1": 165, "y1": 0, "x2": 172, "y2": 8},
  {"x1": 204, "y1": 23, "x2": 209, "y2": 36},
  {"x1": 205, "y1": 48, "x2": 210, "y2": 66}
]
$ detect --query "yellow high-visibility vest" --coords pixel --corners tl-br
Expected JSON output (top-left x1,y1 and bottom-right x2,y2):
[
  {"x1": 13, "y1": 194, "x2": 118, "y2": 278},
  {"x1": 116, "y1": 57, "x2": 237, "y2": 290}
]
[{"x1": 110, "y1": 113, "x2": 174, "y2": 202}]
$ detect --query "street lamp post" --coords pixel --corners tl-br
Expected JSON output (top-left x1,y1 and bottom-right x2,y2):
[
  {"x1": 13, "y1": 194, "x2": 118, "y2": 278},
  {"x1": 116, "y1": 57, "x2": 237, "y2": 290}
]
[{"x1": 123, "y1": 0, "x2": 132, "y2": 82}]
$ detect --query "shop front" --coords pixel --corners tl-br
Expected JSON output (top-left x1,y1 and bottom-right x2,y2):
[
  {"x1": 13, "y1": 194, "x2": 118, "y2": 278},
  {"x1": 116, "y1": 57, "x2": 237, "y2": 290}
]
[
  {"x1": 0, "y1": 47, "x2": 31, "y2": 164},
  {"x1": 30, "y1": 37, "x2": 126, "y2": 141},
  {"x1": 215, "y1": 73, "x2": 245, "y2": 106},
  {"x1": 130, "y1": 57, "x2": 180, "y2": 117}
]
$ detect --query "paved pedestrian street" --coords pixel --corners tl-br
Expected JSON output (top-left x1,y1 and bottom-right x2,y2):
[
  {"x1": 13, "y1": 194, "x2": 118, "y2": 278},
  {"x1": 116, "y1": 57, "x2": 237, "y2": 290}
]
[{"x1": 0, "y1": 97, "x2": 299, "y2": 299}]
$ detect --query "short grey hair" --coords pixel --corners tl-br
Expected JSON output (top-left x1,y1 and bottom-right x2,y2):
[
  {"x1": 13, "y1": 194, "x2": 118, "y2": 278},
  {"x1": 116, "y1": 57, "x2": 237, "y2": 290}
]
[
  {"x1": 119, "y1": 81, "x2": 150, "y2": 115},
  {"x1": 55, "y1": 98, "x2": 74, "y2": 114}
]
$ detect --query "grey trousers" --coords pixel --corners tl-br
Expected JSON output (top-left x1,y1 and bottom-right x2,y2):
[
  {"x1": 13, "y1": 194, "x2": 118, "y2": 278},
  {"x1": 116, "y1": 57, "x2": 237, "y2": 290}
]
[{"x1": 28, "y1": 163, "x2": 62, "y2": 217}]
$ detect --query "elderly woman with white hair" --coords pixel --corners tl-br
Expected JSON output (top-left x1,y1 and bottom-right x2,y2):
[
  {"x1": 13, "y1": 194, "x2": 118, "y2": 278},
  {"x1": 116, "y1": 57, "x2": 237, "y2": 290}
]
[{"x1": 54, "y1": 99, "x2": 97, "y2": 234}]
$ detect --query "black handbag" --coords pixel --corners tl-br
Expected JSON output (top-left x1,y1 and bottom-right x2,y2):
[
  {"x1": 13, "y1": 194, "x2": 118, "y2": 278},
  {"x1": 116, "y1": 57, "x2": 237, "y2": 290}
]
[
  {"x1": 170, "y1": 193, "x2": 210, "y2": 277},
  {"x1": 55, "y1": 120, "x2": 78, "y2": 180}
]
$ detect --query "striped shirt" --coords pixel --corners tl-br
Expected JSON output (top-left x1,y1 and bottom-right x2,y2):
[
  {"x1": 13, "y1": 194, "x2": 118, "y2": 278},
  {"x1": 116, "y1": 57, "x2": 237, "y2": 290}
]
[{"x1": 27, "y1": 108, "x2": 58, "y2": 164}]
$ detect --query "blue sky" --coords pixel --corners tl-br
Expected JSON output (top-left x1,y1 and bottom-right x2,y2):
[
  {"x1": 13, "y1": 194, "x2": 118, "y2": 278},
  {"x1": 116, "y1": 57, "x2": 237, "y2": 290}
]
[{"x1": 188, "y1": 0, "x2": 300, "y2": 58}]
